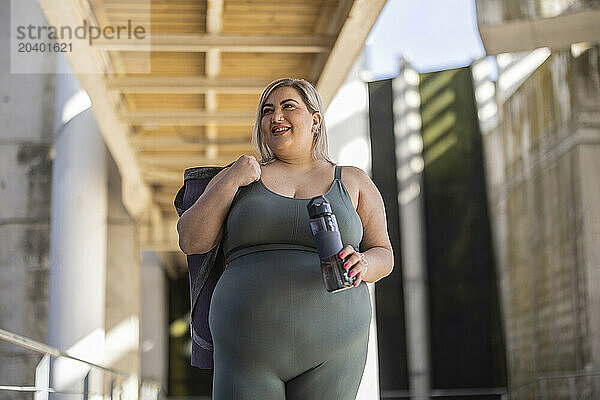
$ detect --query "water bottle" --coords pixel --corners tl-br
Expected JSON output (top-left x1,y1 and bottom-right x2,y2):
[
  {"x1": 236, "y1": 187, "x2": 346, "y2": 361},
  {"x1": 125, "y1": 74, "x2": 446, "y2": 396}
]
[{"x1": 307, "y1": 195, "x2": 355, "y2": 292}]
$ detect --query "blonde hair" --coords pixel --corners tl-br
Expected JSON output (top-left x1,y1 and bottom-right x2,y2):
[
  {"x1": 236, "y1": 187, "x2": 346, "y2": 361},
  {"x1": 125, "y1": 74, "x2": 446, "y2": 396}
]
[{"x1": 251, "y1": 78, "x2": 333, "y2": 165}]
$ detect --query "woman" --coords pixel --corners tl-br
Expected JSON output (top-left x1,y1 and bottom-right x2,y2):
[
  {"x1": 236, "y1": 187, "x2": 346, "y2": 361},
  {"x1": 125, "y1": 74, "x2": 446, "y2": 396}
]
[{"x1": 177, "y1": 78, "x2": 394, "y2": 399}]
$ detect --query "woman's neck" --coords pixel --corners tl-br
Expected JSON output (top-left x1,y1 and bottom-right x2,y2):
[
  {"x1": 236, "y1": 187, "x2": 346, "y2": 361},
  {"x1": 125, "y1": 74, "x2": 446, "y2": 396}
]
[{"x1": 268, "y1": 157, "x2": 332, "y2": 173}]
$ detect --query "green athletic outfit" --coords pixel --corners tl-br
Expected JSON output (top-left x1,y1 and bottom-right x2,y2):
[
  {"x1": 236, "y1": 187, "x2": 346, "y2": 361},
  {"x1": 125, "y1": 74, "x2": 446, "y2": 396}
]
[{"x1": 208, "y1": 165, "x2": 372, "y2": 399}]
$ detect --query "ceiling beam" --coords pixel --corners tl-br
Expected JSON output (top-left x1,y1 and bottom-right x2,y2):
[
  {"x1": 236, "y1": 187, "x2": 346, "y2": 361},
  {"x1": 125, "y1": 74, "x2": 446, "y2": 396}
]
[
  {"x1": 139, "y1": 153, "x2": 237, "y2": 169},
  {"x1": 134, "y1": 142, "x2": 251, "y2": 153},
  {"x1": 477, "y1": 8, "x2": 600, "y2": 55},
  {"x1": 143, "y1": 170, "x2": 185, "y2": 185},
  {"x1": 206, "y1": 0, "x2": 223, "y2": 33},
  {"x1": 36, "y1": 0, "x2": 152, "y2": 219},
  {"x1": 154, "y1": 191, "x2": 179, "y2": 206},
  {"x1": 141, "y1": 239, "x2": 182, "y2": 254},
  {"x1": 132, "y1": 138, "x2": 252, "y2": 154},
  {"x1": 131, "y1": 135, "x2": 250, "y2": 146},
  {"x1": 92, "y1": 33, "x2": 336, "y2": 53},
  {"x1": 317, "y1": 0, "x2": 388, "y2": 107},
  {"x1": 310, "y1": 0, "x2": 354, "y2": 83},
  {"x1": 121, "y1": 110, "x2": 255, "y2": 125},
  {"x1": 88, "y1": 0, "x2": 127, "y2": 74},
  {"x1": 204, "y1": 0, "x2": 224, "y2": 167},
  {"x1": 106, "y1": 76, "x2": 272, "y2": 94}
]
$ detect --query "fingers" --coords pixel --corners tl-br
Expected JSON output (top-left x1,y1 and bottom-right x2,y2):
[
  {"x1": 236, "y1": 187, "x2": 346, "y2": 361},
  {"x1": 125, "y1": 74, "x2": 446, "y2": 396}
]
[
  {"x1": 338, "y1": 245, "x2": 355, "y2": 259},
  {"x1": 247, "y1": 155, "x2": 261, "y2": 181},
  {"x1": 344, "y1": 252, "x2": 361, "y2": 270},
  {"x1": 348, "y1": 260, "x2": 366, "y2": 286},
  {"x1": 232, "y1": 154, "x2": 261, "y2": 186},
  {"x1": 352, "y1": 271, "x2": 364, "y2": 287},
  {"x1": 236, "y1": 154, "x2": 255, "y2": 167},
  {"x1": 338, "y1": 246, "x2": 367, "y2": 287}
]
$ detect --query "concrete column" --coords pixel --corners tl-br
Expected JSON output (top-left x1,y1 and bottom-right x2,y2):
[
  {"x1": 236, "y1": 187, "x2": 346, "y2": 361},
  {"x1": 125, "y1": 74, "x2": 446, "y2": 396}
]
[
  {"x1": 574, "y1": 46, "x2": 600, "y2": 396},
  {"x1": 140, "y1": 251, "x2": 169, "y2": 391},
  {"x1": 104, "y1": 154, "x2": 141, "y2": 387},
  {"x1": 481, "y1": 46, "x2": 600, "y2": 397},
  {"x1": 48, "y1": 53, "x2": 107, "y2": 395},
  {"x1": 393, "y1": 59, "x2": 430, "y2": 400},
  {"x1": 0, "y1": 0, "x2": 56, "y2": 392},
  {"x1": 578, "y1": 145, "x2": 600, "y2": 394},
  {"x1": 327, "y1": 50, "x2": 372, "y2": 174}
]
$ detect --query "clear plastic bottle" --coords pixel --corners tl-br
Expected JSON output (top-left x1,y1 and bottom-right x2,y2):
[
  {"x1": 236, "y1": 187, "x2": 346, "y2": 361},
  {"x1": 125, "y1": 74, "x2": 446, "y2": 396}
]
[{"x1": 307, "y1": 195, "x2": 355, "y2": 292}]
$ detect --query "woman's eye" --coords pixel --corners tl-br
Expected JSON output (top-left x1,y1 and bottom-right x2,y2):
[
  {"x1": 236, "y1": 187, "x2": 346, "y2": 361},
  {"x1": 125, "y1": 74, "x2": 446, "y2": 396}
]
[
  {"x1": 262, "y1": 108, "x2": 273, "y2": 114},
  {"x1": 283, "y1": 104, "x2": 294, "y2": 109}
]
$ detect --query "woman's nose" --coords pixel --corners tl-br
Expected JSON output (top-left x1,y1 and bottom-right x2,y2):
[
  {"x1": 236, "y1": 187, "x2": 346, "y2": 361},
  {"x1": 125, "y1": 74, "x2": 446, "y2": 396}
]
[{"x1": 272, "y1": 108, "x2": 284, "y2": 121}]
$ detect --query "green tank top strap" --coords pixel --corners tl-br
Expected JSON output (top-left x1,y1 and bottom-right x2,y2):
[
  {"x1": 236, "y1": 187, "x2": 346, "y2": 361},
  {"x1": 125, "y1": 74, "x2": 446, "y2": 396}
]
[{"x1": 334, "y1": 165, "x2": 342, "y2": 180}]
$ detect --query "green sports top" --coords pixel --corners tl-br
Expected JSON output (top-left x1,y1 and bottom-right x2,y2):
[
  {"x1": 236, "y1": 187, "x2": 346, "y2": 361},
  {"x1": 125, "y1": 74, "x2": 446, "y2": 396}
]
[{"x1": 222, "y1": 165, "x2": 364, "y2": 263}]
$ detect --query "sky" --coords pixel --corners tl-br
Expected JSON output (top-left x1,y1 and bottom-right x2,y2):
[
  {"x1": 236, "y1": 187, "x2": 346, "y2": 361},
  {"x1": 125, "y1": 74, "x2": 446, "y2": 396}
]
[{"x1": 365, "y1": 0, "x2": 487, "y2": 79}]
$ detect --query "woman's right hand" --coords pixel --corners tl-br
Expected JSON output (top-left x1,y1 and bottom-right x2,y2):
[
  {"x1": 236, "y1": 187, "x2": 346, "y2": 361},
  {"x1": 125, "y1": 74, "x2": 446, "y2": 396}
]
[{"x1": 226, "y1": 154, "x2": 262, "y2": 187}]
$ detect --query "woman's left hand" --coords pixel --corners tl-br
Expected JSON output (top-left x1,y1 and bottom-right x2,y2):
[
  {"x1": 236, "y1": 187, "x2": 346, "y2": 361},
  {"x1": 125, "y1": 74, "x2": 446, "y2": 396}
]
[{"x1": 338, "y1": 245, "x2": 368, "y2": 287}]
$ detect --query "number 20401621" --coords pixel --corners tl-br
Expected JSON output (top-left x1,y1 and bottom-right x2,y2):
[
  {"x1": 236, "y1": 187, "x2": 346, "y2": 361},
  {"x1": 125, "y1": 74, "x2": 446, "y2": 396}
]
[{"x1": 18, "y1": 42, "x2": 72, "y2": 52}]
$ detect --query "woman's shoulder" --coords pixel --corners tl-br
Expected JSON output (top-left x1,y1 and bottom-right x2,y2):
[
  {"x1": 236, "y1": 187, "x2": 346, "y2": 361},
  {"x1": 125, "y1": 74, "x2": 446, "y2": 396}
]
[
  {"x1": 337, "y1": 165, "x2": 370, "y2": 210},
  {"x1": 338, "y1": 165, "x2": 370, "y2": 185},
  {"x1": 338, "y1": 165, "x2": 381, "y2": 203}
]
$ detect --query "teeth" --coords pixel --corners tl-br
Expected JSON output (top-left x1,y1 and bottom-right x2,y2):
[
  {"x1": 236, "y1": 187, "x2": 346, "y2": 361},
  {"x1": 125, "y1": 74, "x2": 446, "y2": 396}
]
[{"x1": 273, "y1": 127, "x2": 289, "y2": 133}]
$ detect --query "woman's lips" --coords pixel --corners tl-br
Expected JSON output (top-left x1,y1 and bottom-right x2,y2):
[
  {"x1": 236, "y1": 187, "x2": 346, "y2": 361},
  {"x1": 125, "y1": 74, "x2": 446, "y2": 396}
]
[{"x1": 272, "y1": 126, "x2": 290, "y2": 136}]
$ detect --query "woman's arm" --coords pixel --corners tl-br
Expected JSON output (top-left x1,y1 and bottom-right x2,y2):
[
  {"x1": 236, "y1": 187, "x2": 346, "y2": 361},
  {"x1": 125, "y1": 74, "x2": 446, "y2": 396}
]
[
  {"x1": 177, "y1": 155, "x2": 261, "y2": 254},
  {"x1": 339, "y1": 166, "x2": 394, "y2": 285}
]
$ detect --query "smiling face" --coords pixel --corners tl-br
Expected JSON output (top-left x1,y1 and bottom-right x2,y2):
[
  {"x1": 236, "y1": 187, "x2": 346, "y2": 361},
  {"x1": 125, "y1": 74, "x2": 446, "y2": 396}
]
[{"x1": 259, "y1": 86, "x2": 322, "y2": 160}]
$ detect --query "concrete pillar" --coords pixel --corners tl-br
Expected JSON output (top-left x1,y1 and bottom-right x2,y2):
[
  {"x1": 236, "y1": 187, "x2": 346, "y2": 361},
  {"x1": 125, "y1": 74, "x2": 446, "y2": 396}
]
[
  {"x1": 393, "y1": 59, "x2": 430, "y2": 399},
  {"x1": 140, "y1": 251, "x2": 169, "y2": 391},
  {"x1": 0, "y1": 0, "x2": 56, "y2": 393},
  {"x1": 578, "y1": 145, "x2": 600, "y2": 394},
  {"x1": 104, "y1": 154, "x2": 141, "y2": 388},
  {"x1": 48, "y1": 53, "x2": 107, "y2": 395},
  {"x1": 480, "y1": 46, "x2": 600, "y2": 398},
  {"x1": 327, "y1": 50, "x2": 372, "y2": 174},
  {"x1": 573, "y1": 45, "x2": 600, "y2": 396}
]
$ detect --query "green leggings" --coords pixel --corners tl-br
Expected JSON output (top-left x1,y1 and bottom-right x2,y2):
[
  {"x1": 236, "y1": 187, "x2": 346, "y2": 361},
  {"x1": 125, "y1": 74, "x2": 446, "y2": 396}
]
[{"x1": 209, "y1": 249, "x2": 372, "y2": 399}]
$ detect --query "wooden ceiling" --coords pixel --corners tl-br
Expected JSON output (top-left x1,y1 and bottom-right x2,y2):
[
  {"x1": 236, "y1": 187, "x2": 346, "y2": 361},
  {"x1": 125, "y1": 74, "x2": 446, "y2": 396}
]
[
  {"x1": 37, "y1": 0, "x2": 387, "y2": 252},
  {"x1": 107, "y1": 0, "x2": 349, "y2": 217}
]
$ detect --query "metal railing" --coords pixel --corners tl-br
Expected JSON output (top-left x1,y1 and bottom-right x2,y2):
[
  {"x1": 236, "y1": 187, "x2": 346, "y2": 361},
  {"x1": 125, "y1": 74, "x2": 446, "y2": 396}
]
[
  {"x1": 381, "y1": 387, "x2": 506, "y2": 399},
  {"x1": 6, "y1": 325, "x2": 597, "y2": 400},
  {"x1": 0, "y1": 327, "x2": 161, "y2": 399},
  {"x1": 505, "y1": 369, "x2": 600, "y2": 400},
  {"x1": 381, "y1": 369, "x2": 600, "y2": 399}
]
